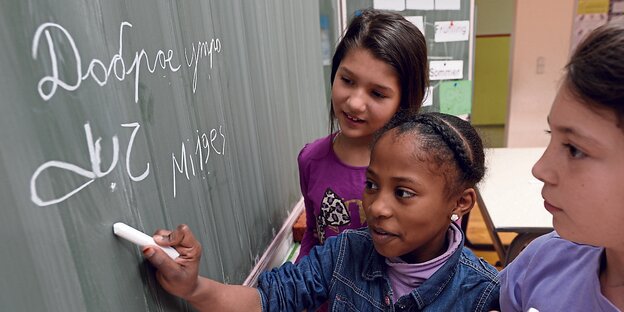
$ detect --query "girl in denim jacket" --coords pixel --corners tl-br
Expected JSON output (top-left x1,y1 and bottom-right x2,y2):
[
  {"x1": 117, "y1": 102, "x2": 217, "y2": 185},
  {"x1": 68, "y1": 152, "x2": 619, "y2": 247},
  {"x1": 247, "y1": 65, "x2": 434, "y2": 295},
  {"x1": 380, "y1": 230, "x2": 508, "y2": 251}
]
[{"x1": 143, "y1": 112, "x2": 500, "y2": 311}]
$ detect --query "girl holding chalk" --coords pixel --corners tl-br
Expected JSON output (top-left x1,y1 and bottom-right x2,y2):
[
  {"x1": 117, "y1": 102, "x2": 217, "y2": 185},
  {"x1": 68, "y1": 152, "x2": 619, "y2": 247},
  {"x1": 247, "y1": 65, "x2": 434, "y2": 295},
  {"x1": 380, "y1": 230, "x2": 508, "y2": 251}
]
[
  {"x1": 295, "y1": 8, "x2": 428, "y2": 263},
  {"x1": 142, "y1": 112, "x2": 500, "y2": 311},
  {"x1": 499, "y1": 23, "x2": 624, "y2": 311}
]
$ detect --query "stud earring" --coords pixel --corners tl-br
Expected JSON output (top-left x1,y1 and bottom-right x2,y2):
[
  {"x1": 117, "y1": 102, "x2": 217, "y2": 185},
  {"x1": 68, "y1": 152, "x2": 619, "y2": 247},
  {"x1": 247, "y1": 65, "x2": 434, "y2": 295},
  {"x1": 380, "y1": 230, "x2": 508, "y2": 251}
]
[{"x1": 450, "y1": 214, "x2": 459, "y2": 222}]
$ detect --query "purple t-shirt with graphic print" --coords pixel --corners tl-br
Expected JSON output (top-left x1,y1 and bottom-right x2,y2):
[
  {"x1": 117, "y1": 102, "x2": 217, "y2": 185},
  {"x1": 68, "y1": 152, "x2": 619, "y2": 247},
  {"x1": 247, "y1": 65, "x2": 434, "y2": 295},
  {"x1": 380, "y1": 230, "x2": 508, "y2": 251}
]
[{"x1": 295, "y1": 133, "x2": 367, "y2": 262}]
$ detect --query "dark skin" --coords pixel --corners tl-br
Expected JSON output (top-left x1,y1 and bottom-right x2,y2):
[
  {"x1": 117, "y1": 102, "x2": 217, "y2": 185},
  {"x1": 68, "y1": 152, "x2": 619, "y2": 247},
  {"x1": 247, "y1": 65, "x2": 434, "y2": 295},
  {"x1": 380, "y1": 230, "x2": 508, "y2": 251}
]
[{"x1": 142, "y1": 224, "x2": 261, "y2": 312}]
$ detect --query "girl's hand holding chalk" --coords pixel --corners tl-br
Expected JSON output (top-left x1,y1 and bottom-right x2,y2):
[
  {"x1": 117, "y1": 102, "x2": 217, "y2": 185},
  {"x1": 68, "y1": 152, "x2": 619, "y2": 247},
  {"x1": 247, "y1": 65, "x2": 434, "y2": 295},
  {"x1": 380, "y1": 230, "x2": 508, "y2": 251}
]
[
  {"x1": 113, "y1": 222, "x2": 180, "y2": 260},
  {"x1": 141, "y1": 224, "x2": 203, "y2": 302}
]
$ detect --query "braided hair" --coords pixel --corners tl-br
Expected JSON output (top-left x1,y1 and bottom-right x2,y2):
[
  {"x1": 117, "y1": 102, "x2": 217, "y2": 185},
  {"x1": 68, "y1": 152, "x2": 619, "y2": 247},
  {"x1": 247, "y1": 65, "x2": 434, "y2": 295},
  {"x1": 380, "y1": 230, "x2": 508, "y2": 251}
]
[{"x1": 373, "y1": 112, "x2": 485, "y2": 197}]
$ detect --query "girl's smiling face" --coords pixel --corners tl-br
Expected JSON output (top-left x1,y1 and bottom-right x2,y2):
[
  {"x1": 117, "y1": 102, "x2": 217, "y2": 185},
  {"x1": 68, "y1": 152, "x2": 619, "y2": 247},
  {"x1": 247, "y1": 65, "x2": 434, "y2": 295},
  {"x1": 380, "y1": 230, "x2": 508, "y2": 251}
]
[
  {"x1": 363, "y1": 129, "x2": 469, "y2": 263},
  {"x1": 331, "y1": 47, "x2": 401, "y2": 142},
  {"x1": 532, "y1": 85, "x2": 624, "y2": 249}
]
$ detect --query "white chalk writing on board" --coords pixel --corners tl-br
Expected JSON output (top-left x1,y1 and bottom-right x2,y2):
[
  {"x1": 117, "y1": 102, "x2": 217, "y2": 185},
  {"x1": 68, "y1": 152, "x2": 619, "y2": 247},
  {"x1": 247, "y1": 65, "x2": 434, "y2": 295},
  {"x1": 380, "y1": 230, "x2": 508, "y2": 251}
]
[
  {"x1": 30, "y1": 21, "x2": 227, "y2": 206},
  {"x1": 30, "y1": 122, "x2": 149, "y2": 206},
  {"x1": 32, "y1": 22, "x2": 221, "y2": 103},
  {"x1": 172, "y1": 126, "x2": 226, "y2": 197}
]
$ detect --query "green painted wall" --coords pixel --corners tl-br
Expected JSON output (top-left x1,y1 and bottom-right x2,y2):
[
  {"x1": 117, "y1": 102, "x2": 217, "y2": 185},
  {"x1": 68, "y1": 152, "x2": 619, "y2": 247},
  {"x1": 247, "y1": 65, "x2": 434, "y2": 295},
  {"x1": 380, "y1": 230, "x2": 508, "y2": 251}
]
[
  {"x1": 475, "y1": 0, "x2": 514, "y2": 35},
  {"x1": 472, "y1": 0, "x2": 514, "y2": 125},
  {"x1": 472, "y1": 36, "x2": 511, "y2": 125}
]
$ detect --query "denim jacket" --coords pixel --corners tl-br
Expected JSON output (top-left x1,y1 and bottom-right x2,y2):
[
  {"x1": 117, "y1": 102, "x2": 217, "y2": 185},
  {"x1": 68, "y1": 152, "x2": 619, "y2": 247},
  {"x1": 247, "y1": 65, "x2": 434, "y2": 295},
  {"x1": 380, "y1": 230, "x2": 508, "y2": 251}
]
[{"x1": 257, "y1": 225, "x2": 500, "y2": 311}]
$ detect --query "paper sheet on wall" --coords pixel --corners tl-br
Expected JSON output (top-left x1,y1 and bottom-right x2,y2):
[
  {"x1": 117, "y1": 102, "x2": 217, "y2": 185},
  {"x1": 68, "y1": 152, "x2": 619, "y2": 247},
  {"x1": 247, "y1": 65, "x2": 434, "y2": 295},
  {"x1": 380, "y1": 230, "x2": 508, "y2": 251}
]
[
  {"x1": 429, "y1": 60, "x2": 463, "y2": 80},
  {"x1": 373, "y1": 0, "x2": 405, "y2": 11},
  {"x1": 435, "y1": 0, "x2": 461, "y2": 10},
  {"x1": 405, "y1": 16, "x2": 425, "y2": 35},
  {"x1": 422, "y1": 86, "x2": 434, "y2": 107},
  {"x1": 613, "y1": 1, "x2": 624, "y2": 13},
  {"x1": 406, "y1": 0, "x2": 434, "y2": 10},
  {"x1": 610, "y1": 14, "x2": 624, "y2": 23},
  {"x1": 434, "y1": 20, "x2": 470, "y2": 42},
  {"x1": 439, "y1": 80, "x2": 471, "y2": 116},
  {"x1": 571, "y1": 13, "x2": 607, "y2": 51}
]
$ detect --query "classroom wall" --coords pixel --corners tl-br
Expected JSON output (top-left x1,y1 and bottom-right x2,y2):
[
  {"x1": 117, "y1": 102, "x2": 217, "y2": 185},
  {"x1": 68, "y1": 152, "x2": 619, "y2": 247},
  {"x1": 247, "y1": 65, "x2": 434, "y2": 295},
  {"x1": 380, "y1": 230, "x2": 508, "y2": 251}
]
[
  {"x1": 475, "y1": 0, "x2": 514, "y2": 34},
  {"x1": 472, "y1": 36, "x2": 510, "y2": 126},
  {"x1": 505, "y1": 0, "x2": 575, "y2": 147},
  {"x1": 471, "y1": 0, "x2": 514, "y2": 126}
]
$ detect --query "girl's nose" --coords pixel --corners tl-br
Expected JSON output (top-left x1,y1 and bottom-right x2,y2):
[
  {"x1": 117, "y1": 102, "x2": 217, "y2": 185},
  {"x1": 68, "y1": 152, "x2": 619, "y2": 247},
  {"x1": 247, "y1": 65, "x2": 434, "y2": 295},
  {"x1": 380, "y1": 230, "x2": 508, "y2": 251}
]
[
  {"x1": 365, "y1": 195, "x2": 392, "y2": 219},
  {"x1": 532, "y1": 145, "x2": 557, "y2": 185},
  {"x1": 346, "y1": 89, "x2": 367, "y2": 113}
]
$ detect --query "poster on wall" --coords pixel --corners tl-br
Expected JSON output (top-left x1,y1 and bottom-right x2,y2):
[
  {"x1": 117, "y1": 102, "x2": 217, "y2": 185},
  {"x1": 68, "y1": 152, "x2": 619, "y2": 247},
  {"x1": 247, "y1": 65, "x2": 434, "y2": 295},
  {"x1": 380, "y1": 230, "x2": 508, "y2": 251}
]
[
  {"x1": 571, "y1": 0, "x2": 623, "y2": 51},
  {"x1": 610, "y1": 0, "x2": 624, "y2": 23}
]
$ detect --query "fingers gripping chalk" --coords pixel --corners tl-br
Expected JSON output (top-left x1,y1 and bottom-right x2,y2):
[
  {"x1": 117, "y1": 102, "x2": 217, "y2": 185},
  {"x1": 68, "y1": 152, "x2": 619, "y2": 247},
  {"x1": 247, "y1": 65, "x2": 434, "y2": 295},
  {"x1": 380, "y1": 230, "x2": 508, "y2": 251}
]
[{"x1": 113, "y1": 222, "x2": 180, "y2": 260}]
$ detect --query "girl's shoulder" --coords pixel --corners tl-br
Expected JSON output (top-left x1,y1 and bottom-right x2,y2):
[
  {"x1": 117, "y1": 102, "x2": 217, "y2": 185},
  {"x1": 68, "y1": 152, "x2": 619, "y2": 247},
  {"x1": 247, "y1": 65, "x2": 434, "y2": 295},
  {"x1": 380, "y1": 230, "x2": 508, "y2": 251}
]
[
  {"x1": 499, "y1": 234, "x2": 610, "y2": 311},
  {"x1": 298, "y1": 133, "x2": 336, "y2": 163},
  {"x1": 510, "y1": 231, "x2": 601, "y2": 262},
  {"x1": 500, "y1": 231, "x2": 603, "y2": 284},
  {"x1": 458, "y1": 247, "x2": 500, "y2": 281}
]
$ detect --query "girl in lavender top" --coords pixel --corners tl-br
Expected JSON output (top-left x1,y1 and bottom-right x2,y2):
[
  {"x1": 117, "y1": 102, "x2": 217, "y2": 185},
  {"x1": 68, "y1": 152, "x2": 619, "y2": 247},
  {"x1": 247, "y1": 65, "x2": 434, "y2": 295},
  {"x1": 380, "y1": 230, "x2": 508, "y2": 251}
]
[
  {"x1": 295, "y1": 8, "x2": 428, "y2": 264},
  {"x1": 499, "y1": 23, "x2": 624, "y2": 311}
]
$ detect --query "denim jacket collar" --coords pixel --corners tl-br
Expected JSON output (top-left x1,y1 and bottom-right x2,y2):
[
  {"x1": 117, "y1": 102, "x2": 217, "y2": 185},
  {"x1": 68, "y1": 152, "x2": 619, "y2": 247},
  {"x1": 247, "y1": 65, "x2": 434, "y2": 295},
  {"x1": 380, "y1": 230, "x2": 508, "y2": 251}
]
[{"x1": 361, "y1": 224, "x2": 465, "y2": 309}]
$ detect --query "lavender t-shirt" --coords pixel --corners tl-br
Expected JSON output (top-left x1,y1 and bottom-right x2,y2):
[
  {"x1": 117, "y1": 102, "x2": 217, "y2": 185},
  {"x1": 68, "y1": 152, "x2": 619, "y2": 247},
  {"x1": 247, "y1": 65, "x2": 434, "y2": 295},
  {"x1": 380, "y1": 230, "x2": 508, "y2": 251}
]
[
  {"x1": 295, "y1": 133, "x2": 367, "y2": 262},
  {"x1": 499, "y1": 231, "x2": 620, "y2": 312}
]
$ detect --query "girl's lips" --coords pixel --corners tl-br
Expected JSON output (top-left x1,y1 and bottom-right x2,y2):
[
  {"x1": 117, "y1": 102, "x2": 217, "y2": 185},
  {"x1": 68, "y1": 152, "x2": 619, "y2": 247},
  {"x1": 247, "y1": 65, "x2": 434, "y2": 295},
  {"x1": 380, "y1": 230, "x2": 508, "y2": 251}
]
[
  {"x1": 369, "y1": 226, "x2": 398, "y2": 243},
  {"x1": 343, "y1": 112, "x2": 364, "y2": 124},
  {"x1": 544, "y1": 200, "x2": 563, "y2": 214}
]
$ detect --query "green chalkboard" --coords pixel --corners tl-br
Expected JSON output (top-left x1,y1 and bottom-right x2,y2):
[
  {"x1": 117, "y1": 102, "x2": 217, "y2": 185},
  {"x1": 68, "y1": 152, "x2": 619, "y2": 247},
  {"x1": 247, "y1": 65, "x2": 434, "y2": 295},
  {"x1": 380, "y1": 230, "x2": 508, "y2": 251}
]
[{"x1": 0, "y1": 1, "x2": 326, "y2": 311}]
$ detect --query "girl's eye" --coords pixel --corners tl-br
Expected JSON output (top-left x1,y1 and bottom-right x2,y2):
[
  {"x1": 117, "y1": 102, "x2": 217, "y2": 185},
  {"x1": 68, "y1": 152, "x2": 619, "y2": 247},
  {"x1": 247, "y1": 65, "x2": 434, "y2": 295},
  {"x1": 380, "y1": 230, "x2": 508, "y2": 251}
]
[
  {"x1": 564, "y1": 143, "x2": 586, "y2": 159},
  {"x1": 340, "y1": 76, "x2": 353, "y2": 85},
  {"x1": 395, "y1": 188, "x2": 415, "y2": 199},
  {"x1": 365, "y1": 180, "x2": 378, "y2": 190},
  {"x1": 372, "y1": 90, "x2": 387, "y2": 99},
  {"x1": 544, "y1": 129, "x2": 552, "y2": 135}
]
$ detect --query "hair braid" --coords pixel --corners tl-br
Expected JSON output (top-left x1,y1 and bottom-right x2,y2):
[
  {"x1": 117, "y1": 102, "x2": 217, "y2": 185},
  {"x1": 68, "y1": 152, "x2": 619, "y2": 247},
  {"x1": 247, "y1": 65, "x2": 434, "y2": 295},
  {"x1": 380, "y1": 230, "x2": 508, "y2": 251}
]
[
  {"x1": 415, "y1": 114, "x2": 475, "y2": 182},
  {"x1": 374, "y1": 111, "x2": 485, "y2": 194}
]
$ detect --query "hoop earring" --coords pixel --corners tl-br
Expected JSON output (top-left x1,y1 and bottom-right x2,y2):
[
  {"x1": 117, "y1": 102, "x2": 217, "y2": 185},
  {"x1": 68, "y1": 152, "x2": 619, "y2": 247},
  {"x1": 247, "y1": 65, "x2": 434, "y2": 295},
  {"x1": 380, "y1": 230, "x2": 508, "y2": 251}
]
[{"x1": 450, "y1": 214, "x2": 459, "y2": 222}]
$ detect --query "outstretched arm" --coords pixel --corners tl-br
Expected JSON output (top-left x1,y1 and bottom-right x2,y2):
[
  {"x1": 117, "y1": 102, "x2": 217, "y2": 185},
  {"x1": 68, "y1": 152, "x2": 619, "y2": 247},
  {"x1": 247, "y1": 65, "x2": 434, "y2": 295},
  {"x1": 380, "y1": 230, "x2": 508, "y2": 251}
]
[{"x1": 142, "y1": 224, "x2": 262, "y2": 312}]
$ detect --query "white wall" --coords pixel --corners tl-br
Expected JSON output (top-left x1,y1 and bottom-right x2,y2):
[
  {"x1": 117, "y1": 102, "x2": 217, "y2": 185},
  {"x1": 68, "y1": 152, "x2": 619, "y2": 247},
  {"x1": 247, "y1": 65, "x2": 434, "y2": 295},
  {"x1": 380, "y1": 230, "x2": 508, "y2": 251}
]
[{"x1": 505, "y1": 0, "x2": 575, "y2": 147}]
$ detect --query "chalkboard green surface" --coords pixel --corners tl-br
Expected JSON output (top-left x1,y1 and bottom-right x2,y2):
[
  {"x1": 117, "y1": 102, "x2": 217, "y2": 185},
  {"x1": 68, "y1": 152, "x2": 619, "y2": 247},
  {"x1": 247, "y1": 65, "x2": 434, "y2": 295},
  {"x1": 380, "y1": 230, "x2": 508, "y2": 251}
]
[{"x1": 0, "y1": 1, "x2": 326, "y2": 311}]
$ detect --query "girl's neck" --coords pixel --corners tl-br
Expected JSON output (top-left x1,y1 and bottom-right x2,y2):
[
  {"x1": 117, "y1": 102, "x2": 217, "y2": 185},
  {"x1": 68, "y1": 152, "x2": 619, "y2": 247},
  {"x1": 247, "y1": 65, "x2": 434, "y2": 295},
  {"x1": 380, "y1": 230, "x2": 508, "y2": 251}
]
[
  {"x1": 333, "y1": 131, "x2": 372, "y2": 167},
  {"x1": 600, "y1": 248, "x2": 624, "y2": 309}
]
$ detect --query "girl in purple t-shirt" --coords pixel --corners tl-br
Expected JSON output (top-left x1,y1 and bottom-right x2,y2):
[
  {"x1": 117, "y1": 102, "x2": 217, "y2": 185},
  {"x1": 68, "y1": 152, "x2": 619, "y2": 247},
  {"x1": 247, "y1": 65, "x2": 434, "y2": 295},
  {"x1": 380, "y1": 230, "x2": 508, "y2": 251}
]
[
  {"x1": 296, "y1": 8, "x2": 428, "y2": 262},
  {"x1": 499, "y1": 23, "x2": 624, "y2": 312}
]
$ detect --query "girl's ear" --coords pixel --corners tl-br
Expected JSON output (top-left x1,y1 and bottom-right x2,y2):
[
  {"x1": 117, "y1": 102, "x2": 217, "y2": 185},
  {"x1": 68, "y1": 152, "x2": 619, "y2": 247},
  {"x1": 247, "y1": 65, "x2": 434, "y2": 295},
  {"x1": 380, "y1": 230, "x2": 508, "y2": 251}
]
[{"x1": 452, "y1": 188, "x2": 476, "y2": 218}]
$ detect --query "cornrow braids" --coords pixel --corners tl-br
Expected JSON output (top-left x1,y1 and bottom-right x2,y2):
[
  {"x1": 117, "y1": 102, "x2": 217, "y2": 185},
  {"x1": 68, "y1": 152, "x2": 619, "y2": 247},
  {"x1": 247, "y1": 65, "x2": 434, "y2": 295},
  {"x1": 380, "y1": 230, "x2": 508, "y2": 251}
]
[
  {"x1": 374, "y1": 112, "x2": 485, "y2": 195},
  {"x1": 414, "y1": 114, "x2": 475, "y2": 182}
]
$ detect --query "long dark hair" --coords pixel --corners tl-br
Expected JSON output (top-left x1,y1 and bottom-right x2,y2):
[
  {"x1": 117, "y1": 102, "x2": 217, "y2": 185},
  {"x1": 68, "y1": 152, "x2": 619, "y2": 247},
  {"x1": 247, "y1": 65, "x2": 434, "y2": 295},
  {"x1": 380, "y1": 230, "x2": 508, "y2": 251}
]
[{"x1": 329, "y1": 9, "x2": 428, "y2": 133}]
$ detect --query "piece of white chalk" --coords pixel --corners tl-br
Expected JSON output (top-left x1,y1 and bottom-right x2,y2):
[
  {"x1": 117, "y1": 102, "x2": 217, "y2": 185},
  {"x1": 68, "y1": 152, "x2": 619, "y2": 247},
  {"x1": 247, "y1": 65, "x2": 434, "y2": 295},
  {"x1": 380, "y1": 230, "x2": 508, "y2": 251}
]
[{"x1": 113, "y1": 222, "x2": 179, "y2": 260}]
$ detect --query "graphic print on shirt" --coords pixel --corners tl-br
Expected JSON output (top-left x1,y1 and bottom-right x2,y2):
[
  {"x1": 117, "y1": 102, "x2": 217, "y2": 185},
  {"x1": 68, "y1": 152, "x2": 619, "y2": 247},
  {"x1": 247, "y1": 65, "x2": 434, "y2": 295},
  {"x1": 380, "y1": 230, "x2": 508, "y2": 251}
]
[{"x1": 316, "y1": 188, "x2": 351, "y2": 243}]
